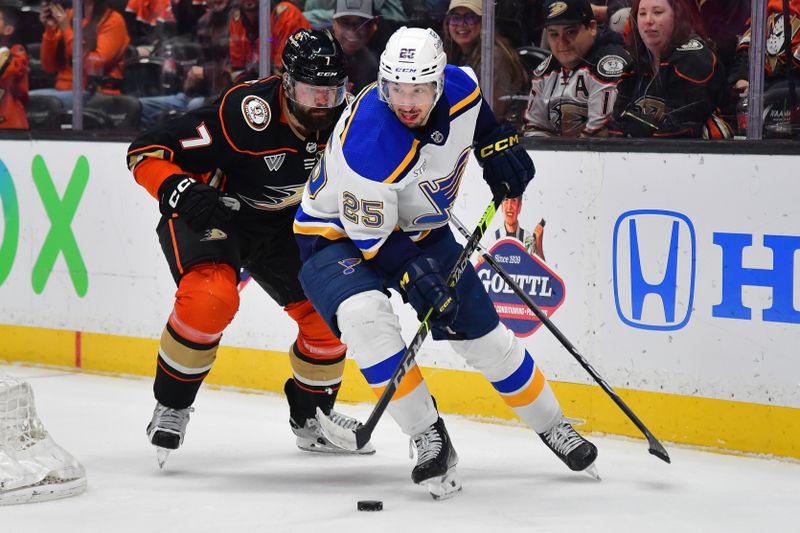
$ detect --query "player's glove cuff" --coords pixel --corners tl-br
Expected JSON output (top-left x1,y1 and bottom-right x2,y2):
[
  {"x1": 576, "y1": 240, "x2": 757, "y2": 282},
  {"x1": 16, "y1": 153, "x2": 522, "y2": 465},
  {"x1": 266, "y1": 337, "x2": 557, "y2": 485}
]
[{"x1": 474, "y1": 123, "x2": 535, "y2": 198}]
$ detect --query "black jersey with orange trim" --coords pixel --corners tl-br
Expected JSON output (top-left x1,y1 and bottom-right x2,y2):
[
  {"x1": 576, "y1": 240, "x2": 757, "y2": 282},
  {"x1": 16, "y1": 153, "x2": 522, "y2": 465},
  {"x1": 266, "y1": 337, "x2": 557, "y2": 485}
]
[
  {"x1": 127, "y1": 76, "x2": 339, "y2": 228},
  {"x1": 611, "y1": 35, "x2": 728, "y2": 138}
]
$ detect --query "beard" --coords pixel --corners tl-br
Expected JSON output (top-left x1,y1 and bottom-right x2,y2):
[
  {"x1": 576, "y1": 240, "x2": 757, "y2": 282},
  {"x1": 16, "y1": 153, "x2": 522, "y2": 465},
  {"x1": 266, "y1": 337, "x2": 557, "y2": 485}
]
[{"x1": 288, "y1": 100, "x2": 342, "y2": 132}]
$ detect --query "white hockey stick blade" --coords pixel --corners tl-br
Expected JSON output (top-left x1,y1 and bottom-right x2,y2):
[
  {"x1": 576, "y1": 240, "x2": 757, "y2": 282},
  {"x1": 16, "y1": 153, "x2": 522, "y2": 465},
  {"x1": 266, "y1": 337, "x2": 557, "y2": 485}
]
[{"x1": 314, "y1": 407, "x2": 359, "y2": 451}]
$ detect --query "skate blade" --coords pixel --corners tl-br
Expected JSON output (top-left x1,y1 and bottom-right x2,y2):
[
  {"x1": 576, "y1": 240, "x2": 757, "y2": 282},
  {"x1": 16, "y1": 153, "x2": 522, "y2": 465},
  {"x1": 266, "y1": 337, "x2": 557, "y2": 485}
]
[
  {"x1": 155, "y1": 447, "x2": 171, "y2": 469},
  {"x1": 314, "y1": 407, "x2": 361, "y2": 451},
  {"x1": 419, "y1": 470, "x2": 462, "y2": 501},
  {"x1": 582, "y1": 462, "x2": 601, "y2": 481}
]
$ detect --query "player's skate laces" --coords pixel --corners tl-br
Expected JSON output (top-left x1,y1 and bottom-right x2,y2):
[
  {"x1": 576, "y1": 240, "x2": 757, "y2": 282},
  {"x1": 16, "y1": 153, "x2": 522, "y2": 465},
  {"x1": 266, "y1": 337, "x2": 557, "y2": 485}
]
[
  {"x1": 409, "y1": 417, "x2": 461, "y2": 500},
  {"x1": 146, "y1": 402, "x2": 194, "y2": 451},
  {"x1": 290, "y1": 412, "x2": 375, "y2": 455},
  {"x1": 538, "y1": 416, "x2": 598, "y2": 472}
]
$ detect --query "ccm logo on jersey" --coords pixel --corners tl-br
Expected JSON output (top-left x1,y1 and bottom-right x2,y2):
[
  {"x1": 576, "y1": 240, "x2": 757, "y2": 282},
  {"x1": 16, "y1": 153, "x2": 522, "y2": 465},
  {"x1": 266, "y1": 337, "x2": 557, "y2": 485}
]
[{"x1": 478, "y1": 133, "x2": 519, "y2": 158}]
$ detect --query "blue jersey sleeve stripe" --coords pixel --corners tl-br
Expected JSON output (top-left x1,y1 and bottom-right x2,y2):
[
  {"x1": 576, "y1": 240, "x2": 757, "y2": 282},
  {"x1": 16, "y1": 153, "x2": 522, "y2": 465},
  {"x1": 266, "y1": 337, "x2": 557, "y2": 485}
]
[
  {"x1": 492, "y1": 351, "x2": 535, "y2": 393},
  {"x1": 353, "y1": 236, "x2": 382, "y2": 250},
  {"x1": 360, "y1": 348, "x2": 406, "y2": 385}
]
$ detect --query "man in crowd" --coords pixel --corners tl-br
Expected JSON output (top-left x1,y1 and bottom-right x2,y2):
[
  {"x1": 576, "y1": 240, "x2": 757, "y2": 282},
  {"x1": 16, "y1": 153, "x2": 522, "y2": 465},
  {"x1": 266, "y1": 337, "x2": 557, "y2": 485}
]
[
  {"x1": 332, "y1": 0, "x2": 379, "y2": 94},
  {"x1": 524, "y1": 0, "x2": 630, "y2": 137}
]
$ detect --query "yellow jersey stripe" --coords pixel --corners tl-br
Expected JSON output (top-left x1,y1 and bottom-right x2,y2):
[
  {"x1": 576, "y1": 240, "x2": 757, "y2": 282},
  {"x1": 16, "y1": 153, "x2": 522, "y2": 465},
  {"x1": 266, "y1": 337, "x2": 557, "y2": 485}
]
[
  {"x1": 384, "y1": 139, "x2": 419, "y2": 184},
  {"x1": 449, "y1": 84, "x2": 481, "y2": 116}
]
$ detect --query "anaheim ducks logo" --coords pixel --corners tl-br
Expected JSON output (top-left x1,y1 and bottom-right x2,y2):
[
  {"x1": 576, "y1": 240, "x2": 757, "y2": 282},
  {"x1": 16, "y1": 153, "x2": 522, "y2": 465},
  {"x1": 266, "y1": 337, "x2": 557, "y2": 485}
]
[
  {"x1": 550, "y1": 101, "x2": 588, "y2": 136},
  {"x1": 597, "y1": 55, "x2": 626, "y2": 77},
  {"x1": 548, "y1": 1, "x2": 568, "y2": 18},
  {"x1": 632, "y1": 96, "x2": 666, "y2": 122},
  {"x1": 241, "y1": 95, "x2": 271, "y2": 131},
  {"x1": 200, "y1": 228, "x2": 228, "y2": 241},
  {"x1": 237, "y1": 184, "x2": 305, "y2": 211}
]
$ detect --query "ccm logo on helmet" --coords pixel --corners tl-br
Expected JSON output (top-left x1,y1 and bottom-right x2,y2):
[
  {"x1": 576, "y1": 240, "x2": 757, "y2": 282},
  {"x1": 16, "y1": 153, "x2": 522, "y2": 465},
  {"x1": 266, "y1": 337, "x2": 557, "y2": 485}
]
[
  {"x1": 479, "y1": 134, "x2": 520, "y2": 158},
  {"x1": 396, "y1": 67, "x2": 417, "y2": 73}
]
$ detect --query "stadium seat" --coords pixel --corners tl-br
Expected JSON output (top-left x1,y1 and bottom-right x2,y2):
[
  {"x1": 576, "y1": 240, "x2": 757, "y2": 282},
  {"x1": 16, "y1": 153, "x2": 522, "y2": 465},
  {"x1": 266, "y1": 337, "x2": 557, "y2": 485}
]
[{"x1": 26, "y1": 94, "x2": 64, "y2": 130}]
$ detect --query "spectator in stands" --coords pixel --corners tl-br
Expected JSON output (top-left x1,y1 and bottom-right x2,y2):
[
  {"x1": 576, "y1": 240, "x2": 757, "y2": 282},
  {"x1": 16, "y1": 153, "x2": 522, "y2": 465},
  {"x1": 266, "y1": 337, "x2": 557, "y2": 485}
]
[
  {"x1": 331, "y1": 0, "x2": 378, "y2": 93},
  {"x1": 138, "y1": 0, "x2": 234, "y2": 129},
  {"x1": 34, "y1": 0, "x2": 130, "y2": 107},
  {"x1": 610, "y1": 0, "x2": 732, "y2": 138},
  {"x1": 229, "y1": 0, "x2": 311, "y2": 82},
  {"x1": 125, "y1": 0, "x2": 175, "y2": 52},
  {"x1": 729, "y1": 0, "x2": 800, "y2": 138},
  {"x1": 0, "y1": 3, "x2": 28, "y2": 129},
  {"x1": 524, "y1": 0, "x2": 630, "y2": 137},
  {"x1": 729, "y1": 0, "x2": 800, "y2": 97},
  {"x1": 442, "y1": 0, "x2": 530, "y2": 128},
  {"x1": 303, "y1": 0, "x2": 404, "y2": 54}
]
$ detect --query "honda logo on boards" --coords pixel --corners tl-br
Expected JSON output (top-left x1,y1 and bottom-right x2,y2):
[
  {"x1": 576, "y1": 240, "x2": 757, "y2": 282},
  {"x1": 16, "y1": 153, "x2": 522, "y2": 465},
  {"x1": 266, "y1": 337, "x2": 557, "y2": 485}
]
[{"x1": 612, "y1": 210, "x2": 696, "y2": 331}]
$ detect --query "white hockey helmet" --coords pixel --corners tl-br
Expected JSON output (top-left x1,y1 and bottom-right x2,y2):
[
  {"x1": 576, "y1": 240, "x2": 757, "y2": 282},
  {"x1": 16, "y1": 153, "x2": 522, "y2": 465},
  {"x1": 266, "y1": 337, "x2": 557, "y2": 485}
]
[{"x1": 378, "y1": 27, "x2": 447, "y2": 109}]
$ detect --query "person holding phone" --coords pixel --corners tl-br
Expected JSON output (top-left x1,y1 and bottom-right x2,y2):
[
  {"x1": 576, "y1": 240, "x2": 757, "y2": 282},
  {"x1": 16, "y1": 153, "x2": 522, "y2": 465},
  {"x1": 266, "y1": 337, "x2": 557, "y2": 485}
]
[{"x1": 33, "y1": 0, "x2": 129, "y2": 107}]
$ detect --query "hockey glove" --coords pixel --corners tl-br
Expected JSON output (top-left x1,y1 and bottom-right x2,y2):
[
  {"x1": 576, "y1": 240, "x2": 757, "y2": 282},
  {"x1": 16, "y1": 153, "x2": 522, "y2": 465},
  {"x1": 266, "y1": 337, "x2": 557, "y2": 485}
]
[
  {"x1": 474, "y1": 123, "x2": 535, "y2": 198},
  {"x1": 158, "y1": 174, "x2": 232, "y2": 231},
  {"x1": 397, "y1": 256, "x2": 459, "y2": 328}
]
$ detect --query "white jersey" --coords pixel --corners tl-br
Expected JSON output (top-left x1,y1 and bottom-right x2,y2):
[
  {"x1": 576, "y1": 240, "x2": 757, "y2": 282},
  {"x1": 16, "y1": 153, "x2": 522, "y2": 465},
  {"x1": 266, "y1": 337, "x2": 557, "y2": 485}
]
[
  {"x1": 295, "y1": 65, "x2": 484, "y2": 259},
  {"x1": 524, "y1": 29, "x2": 629, "y2": 137}
]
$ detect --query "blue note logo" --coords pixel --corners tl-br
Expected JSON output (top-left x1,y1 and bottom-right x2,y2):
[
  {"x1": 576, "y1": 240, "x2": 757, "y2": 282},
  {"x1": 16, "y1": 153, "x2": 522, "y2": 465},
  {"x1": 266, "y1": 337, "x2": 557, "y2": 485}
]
[{"x1": 613, "y1": 210, "x2": 696, "y2": 330}]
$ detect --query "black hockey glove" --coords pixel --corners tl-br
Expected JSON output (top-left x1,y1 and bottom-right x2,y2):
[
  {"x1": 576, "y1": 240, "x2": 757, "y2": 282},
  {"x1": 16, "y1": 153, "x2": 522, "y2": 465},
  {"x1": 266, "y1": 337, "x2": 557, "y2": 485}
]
[
  {"x1": 158, "y1": 174, "x2": 232, "y2": 231},
  {"x1": 474, "y1": 123, "x2": 535, "y2": 198},
  {"x1": 397, "y1": 256, "x2": 459, "y2": 328}
]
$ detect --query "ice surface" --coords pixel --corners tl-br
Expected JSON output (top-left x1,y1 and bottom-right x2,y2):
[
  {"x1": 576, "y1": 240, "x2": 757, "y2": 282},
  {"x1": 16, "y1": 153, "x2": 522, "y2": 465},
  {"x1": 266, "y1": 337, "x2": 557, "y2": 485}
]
[{"x1": 1, "y1": 364, "x2": 797, "y2": 532}]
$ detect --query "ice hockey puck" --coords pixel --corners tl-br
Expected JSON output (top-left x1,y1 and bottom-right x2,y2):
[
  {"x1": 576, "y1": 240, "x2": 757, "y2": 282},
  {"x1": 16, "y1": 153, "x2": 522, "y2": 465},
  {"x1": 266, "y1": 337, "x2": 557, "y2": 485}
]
[{"x1": 357, "y1": 500, "x2": 383, "y2": 511}]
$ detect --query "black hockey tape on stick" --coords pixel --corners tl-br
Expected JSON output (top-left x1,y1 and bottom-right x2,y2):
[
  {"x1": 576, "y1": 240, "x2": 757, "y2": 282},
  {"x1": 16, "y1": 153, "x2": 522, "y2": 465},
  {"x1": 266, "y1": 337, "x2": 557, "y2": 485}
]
[
  {"x1": 315, "y1": 186, "x2": 509, "y2": 452},
  {"x1": 449, "y1": 213, "x2": 671, "y2": 465}
]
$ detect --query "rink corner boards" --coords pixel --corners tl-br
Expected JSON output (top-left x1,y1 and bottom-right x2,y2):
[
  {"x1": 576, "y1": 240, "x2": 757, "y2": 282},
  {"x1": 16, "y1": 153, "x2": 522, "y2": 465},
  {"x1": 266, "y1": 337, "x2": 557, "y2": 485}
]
[{"x1": 1, "y1": 323, "x2": 798, "y2": 460}]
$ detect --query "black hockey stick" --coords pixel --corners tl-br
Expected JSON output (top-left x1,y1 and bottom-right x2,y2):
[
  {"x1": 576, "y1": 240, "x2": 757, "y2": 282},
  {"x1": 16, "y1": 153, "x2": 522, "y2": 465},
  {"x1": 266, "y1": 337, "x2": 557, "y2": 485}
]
[
  {"x1": 449, "y1": 214, "x2": 671, "y2": 464},
  {"x1": 316, "y1": 188, "x2": 507, "y2": 451}
]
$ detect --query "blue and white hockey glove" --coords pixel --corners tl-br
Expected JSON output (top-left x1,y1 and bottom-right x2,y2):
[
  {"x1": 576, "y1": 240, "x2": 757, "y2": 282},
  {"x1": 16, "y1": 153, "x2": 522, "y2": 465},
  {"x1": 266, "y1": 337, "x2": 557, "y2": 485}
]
[
  {"x1": 158, "y1": 174, "x2": 232, "y2": 231},
  {"x1": 474, "y1": 123, "x2": 535, "y2": 198},
  {"x1": 398, "y1": 256, "x2": 459, "y2": 327}
]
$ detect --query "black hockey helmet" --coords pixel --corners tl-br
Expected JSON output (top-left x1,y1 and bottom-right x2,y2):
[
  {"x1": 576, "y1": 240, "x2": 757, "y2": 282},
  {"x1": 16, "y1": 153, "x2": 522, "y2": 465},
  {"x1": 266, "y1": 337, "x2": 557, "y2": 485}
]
[
  {"x1": 282, "y1": 28, "x2": 348, "y2": 88},
  {"x1": 282, "y1": 29, "x2": 348, "y2": 132}
]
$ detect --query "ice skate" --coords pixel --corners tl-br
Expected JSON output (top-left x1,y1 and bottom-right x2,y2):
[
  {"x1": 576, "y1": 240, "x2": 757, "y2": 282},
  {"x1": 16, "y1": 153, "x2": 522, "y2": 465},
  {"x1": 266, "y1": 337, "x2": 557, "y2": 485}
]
[
  {"x1": 410, "y1": 417, "x2": 461, "y2": 500},
  {"x1": 284, "y1": 378, "x2": 374, "y2": 454},
  {"x1": 290, "y1": 412, "x2": 375, "y2": 454},
  {"x1": 145, "y1": 402, "x2": 194, "y2": 468},
  {"x1": 539, "y1": 417, "x2": 599, "y2": 480}
]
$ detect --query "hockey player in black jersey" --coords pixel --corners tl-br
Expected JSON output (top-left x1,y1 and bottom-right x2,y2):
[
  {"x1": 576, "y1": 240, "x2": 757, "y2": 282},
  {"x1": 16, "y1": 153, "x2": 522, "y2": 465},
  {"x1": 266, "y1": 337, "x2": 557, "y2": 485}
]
[
  {"x1": 126, "y1": 29, "x2": 375, "y2": 467},
  {"x1": 525, "y1": 0, "x2": 631, "y2": 137}
]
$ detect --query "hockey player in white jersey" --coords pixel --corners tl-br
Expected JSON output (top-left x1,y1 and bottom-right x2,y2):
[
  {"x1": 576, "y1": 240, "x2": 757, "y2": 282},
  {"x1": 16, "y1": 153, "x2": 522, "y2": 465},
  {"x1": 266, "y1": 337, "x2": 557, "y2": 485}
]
[{"x1": 294, "y1": 27, "x2": 598, "y2": 499}]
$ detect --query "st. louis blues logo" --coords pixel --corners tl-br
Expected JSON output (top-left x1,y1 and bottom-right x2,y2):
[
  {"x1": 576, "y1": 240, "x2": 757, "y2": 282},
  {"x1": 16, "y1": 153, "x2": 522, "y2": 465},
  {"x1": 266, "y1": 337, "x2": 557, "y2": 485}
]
[
  {"x1": 339, "y1": 258, "x2": 362, "y2": 275},
  {"x1": 414, "y1": 148, "x2": 470, "y2": 225}
]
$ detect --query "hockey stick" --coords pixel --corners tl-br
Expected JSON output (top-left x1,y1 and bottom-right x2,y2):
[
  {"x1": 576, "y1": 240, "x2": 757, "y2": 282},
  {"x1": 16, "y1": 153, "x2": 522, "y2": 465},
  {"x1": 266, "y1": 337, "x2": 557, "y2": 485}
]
[
  {"x1": 316, "y1": 188, "x2": 507, "y2": 451},
  {"x1": 449, "y1": 214, "x2": 671, "y2": 464}
]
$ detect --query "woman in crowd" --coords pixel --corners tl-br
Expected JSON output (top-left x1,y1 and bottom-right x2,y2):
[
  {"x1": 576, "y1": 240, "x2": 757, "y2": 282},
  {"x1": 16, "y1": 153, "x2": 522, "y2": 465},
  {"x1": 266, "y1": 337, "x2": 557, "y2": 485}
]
[
  {"x1": 441, "y1": 0, "x2": 529, "y2": 128},
  {"x1": 611, "y1": 0, "x2": 732, "y2": 138},
  {"x1": 35, "y1": 0, "x2": 130, "y2": 106}
]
